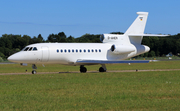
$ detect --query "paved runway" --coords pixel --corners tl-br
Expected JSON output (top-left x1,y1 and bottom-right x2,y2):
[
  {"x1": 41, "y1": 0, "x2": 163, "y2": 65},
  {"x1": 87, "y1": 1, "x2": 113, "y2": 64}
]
[
  {"x1": 0, "y1": 69, "x2": 180, "y2": 75},
  {"x1": 0, "y1": 62, "x2": 16, "y2": 64}
]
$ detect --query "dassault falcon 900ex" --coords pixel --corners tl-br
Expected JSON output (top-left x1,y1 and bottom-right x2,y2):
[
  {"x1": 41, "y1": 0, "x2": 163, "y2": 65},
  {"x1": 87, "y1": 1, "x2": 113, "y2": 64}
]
[{"x1": 8, "y1": 12, "x2": 167, "y2": 74}]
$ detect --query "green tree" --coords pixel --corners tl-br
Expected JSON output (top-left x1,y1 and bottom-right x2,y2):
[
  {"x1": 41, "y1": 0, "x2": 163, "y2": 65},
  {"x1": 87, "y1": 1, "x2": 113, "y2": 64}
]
[
  {"x1": 37, "y1": 34, "x2": 44, "y2": 42},
  {"x1": 58, "y1": 32, "x2": 66, "y2": 39},
  {"x1": 0, "y1": 52, "x2": 5, "y2": 59},
  {"x1": 67, "y1": 35, "x2": 75, "y2": 42},
  {"x1": 148, "y1": 51, "x2": 156, "y2": 57}
]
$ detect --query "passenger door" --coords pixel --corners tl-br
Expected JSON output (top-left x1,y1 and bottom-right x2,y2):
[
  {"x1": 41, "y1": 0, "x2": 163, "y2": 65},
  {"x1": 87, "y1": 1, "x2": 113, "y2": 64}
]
[{"x1": 41, "y1": 46, "x2": 49, "y2": 62}]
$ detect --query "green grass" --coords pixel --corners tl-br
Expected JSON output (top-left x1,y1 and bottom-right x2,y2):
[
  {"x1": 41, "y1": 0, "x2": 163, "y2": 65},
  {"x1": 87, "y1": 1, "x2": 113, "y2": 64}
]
[
  {"x1": 0, "y1": 60, "x2": 180, "y2": 73},
  {"x1": 0, "y1": 71, "x2": 180, "y2": 110},
  {"x1": 0, "y1": 61, "x2": 180, "y2": 110}
]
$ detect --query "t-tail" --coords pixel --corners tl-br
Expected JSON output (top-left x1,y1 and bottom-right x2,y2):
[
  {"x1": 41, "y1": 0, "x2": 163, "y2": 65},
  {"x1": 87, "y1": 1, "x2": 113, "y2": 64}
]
[
  {"x1": 124, "y1": 12, "x2": 168, "y2": 45},
  {"x1": 124, "y1": 12, "x2": 148, "y2": 45},
  {"x1": 100, "y1": 12, "x2": 167, "y2": 45},
  {"x1": 100, "y1": 12, "x2": 168, "y2": 56},
  {"x1": 124, "y1": 12, "x2": 148, "y2": 36}
]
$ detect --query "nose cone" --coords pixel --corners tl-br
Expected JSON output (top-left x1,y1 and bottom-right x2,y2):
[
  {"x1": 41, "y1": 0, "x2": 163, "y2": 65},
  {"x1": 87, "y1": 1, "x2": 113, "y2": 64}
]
[
  {"x1": 8, "y1": 52, "x2": 25, "y2": 63},
  {"x1": 8, "y1": 54, "x2": 18, "y2": 63}
]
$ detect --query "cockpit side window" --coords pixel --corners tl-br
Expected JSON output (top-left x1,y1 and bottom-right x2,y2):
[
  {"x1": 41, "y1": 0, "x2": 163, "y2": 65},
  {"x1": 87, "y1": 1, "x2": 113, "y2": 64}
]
[
  {"x1": 32, "y1": 47, "x2": 38, "y2": 51},
  {"x1": 24, "y1": 47, "x2": 29, "y2": 51},
  {"x1": 28, "y1": 47, "x2": 33, "y2": 51}
]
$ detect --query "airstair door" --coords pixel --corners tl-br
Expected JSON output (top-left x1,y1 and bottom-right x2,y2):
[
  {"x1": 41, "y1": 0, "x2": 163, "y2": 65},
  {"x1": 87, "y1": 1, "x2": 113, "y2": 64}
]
[{"x1": 41, "y1": 46, "x2": 49, "y2": 62}]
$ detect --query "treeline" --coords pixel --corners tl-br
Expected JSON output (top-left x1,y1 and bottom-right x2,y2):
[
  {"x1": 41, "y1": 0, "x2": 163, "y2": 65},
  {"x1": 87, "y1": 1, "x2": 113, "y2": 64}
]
[
  {"x1": 0, "y1": 32, "x2": 100, "y2": 60},
  {"x1": 0, "y1": 32, "x2": 180, "y2": 60},
  {"x1": 142, "y1": 34, "x2": 180, "y2": 57}
]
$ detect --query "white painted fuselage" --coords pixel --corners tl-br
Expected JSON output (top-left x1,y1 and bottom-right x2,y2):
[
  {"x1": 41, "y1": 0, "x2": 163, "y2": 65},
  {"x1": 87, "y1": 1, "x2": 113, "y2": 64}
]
[{"x1": 8, "y1": 43, "x2": 149, "y2": 65}]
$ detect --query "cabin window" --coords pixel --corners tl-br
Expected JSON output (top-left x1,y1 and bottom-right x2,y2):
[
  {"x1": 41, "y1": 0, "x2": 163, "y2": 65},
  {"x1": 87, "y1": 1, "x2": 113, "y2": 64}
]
[
  {"x1": 32, "y1": 47, "x2": 38, "y2": 51},
  {"x1": 55, "y1": 48, "x2": 101, "y2": 53}
]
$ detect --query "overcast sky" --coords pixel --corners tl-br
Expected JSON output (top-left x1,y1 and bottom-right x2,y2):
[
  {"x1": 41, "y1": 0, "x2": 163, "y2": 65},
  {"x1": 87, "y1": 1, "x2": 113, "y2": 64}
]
[{"x1": 0, "y1": 0, "x2": 179, "y2": 40}]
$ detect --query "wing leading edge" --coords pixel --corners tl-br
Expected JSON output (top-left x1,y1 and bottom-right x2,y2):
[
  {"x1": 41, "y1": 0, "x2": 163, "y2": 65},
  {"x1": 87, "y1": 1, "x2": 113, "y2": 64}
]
[{"x1": 77, "y1": 60, "x2": 149, "y2": 64}]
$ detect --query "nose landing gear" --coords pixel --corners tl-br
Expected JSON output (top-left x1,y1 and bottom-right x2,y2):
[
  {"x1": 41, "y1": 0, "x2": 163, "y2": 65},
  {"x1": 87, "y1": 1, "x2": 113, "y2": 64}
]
[
  {"x1": 32, "y1": 64, "x2": 37, "y2": 74},
  {"x1": 32, "y1": 70, "x2": 37, "y2": 74}
]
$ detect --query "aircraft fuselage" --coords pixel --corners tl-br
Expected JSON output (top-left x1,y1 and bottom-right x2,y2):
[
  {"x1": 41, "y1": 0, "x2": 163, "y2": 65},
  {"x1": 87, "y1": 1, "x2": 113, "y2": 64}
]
[{"x1": 8, "y1": 43, "x2": 149, "y2": 65}]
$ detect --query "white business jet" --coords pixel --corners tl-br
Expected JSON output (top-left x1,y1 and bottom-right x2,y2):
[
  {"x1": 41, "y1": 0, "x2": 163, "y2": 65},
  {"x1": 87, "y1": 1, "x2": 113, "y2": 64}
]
[{"x1": 8, "y1": 12, "x2": 167, "y2": 74}]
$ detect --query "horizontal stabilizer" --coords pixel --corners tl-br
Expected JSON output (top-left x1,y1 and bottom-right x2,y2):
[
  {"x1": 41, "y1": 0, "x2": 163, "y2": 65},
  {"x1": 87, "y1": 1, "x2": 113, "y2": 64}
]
[
  {"x1": 77, "y1": 60, "x2": 149, "y2": 64},
  {"x1": 128, "y1": 34, "x2": 169, "y2": 37}
]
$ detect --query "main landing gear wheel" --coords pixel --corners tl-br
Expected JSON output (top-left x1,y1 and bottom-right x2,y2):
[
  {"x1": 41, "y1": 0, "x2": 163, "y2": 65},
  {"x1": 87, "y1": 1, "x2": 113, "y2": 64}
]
[
  {"x1": 80, "y1": 65, "x2": 87, "y2": 73},
  {"x1": 32, "y1": 64, "x2": 37, "y2": 74},
  {"x1": 99, "y1": 64, "x2": 107, "y2": 72},
  {"x1": 99, "y1": 67, "x2": 106, "y2": 72}
]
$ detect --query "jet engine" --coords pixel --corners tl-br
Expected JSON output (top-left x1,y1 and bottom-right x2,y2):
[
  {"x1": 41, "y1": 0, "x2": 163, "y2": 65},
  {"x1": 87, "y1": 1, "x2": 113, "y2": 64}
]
[
  {"x1": 111, "y1": 44, "x2": 135, "y2": 54},
  {"x1": 100, "y1": 34, "x2": 119, "y2": 43}
]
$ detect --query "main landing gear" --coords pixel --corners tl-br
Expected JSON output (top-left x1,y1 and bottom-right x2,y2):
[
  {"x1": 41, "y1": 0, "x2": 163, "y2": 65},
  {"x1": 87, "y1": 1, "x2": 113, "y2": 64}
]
[
  {"x1": 32, "y1": 64, "x2": 37, "y2": 74},
  {"x1": 99, "y1": 64, "x2": 107, "y2": 72},
  {"x1": 80, "y1": 65, "x2": 87, "y2": 73},
  {"x1": 80, "y1": 64, "x2": 107, "y2": 73}
]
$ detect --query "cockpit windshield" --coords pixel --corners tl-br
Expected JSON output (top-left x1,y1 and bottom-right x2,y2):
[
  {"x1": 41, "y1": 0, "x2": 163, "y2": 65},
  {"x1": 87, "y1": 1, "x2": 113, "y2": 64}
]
[
  {"x1": 22, "y1": 47, "x2": 38, "y2": 51},
  {"x1": 24, "y1": 47, "x2": 29, "y2": 51},
  {"x1": 28, "y1": 47, "x2": 33, "y2": 51}
]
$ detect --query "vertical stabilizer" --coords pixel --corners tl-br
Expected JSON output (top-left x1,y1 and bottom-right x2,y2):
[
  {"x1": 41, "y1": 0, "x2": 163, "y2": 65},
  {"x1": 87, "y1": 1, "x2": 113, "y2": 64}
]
[
  {"x1": 124, "y1": 12, "x2": 148, "y2": 35},
  {"x1": 124, "y1": 12, "x2": 148, "y2": 45}
]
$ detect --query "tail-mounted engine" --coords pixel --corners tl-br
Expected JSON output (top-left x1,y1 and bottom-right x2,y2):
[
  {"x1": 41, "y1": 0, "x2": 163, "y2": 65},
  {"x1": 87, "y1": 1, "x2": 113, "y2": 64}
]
[
  {"x1": 111, "y1": 44, "x2": 135, "y2": 54},
  {"x1": 100, "y1": 34, "x2": 119, "y2": 43}
]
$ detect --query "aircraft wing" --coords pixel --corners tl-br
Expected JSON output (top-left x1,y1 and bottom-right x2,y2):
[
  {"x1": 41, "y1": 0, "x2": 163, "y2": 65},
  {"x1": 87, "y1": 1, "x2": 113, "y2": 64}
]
[{"x1": 76, "y1": 59, "x2": 149, "y2": 64}]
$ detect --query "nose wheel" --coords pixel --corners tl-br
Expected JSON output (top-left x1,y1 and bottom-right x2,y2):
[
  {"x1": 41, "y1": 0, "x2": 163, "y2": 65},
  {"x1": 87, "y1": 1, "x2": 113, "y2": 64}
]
[
  {"x1": 32, "y1": 70, "x2": 37, "y2": 74},
  {"x1": 32, "y1": 64, "x2": 37, "y2": 74}
]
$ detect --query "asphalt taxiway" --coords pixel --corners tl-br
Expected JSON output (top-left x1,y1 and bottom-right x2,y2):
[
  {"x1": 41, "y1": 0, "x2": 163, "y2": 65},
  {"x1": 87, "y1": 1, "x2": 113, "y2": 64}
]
[{"x1": 0, "y1": 69, "x2": 180, "y2": 75}]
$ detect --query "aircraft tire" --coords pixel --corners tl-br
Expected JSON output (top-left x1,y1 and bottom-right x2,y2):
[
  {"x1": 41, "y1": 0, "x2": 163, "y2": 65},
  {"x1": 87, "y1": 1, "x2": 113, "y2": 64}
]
[
  {"x1": 99, "y1": 67, "x2": 106, "y2": 72},
  {"x1": 32, "y1": 70, "x2": 36, "y2": 74},
  {"x1": 80, "y1": 67, "x2": 87, "y2": 73}
]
